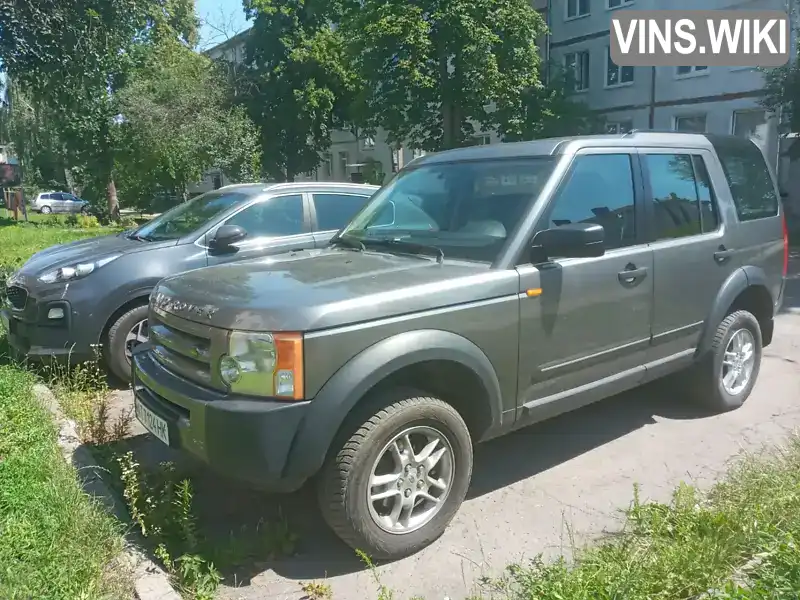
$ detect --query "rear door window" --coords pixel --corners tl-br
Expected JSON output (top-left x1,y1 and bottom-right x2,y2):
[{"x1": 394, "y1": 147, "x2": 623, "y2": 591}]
[{"x1": 715, "y1": 141, "x2": 779, "y2": 221}]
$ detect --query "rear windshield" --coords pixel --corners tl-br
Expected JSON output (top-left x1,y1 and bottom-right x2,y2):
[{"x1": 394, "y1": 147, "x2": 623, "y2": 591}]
[{"x1": 715, "y1": 141, "x2": 779, "y2": 222}]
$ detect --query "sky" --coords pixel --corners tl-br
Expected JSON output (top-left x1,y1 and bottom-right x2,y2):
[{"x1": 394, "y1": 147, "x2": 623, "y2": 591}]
[{"x1": 195, "y1": 0, "x2": 250, "y2": 50}]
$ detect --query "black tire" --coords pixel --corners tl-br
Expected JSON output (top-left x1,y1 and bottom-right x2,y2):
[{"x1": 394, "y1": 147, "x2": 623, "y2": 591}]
[
  {"x1": 317, "y1": 390, "x2": 473, "y2": 561},
  {"x1": 687, "y1": 310, "x2": 762, "y2": 413},
  {"x1": 80, "y1": 205, "x2": 89, "y2": 215},
  {"x1": 105, "y1": 304, "x2": 149, "y2": 383},
  {"x1": 40, "y1": 206, "x2": 52, "y2": 214}
]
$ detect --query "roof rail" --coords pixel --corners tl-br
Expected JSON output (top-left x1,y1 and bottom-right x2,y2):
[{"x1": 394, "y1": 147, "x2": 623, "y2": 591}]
[{"x1": 622, "y1": 128, "x2": 701, "y2": 137}]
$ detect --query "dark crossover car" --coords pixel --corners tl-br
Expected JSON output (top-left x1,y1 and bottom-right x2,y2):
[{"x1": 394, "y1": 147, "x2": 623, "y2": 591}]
[
  {"x1": 1, "y1": 182, "x2": 378, "y2": 381},
  {"x1": 131, "y1": 132, "x2": 786, "y2": 559}
]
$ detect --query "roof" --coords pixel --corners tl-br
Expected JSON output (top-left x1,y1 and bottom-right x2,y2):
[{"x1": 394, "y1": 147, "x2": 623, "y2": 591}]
[{"x1": 411, "y1": 131, "x2": 757, "y2": 166}]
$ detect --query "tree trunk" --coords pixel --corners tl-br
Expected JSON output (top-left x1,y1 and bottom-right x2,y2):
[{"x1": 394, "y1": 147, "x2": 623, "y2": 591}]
[{"x1": 107, "y1": 177, "x2": 120, "y2": 221}]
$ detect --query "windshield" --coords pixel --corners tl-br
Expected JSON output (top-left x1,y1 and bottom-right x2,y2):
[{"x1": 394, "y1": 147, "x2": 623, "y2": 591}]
[
  {"x1": 339, "y1": 157, "x2": 557, "y2": 262},
  {"x1": 132, "y1": 190, "x2": 253, "y2": 241}
]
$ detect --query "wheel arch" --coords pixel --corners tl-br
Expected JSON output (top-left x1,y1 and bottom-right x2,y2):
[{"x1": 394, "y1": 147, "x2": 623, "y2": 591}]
[
  {"x1": 99, "y1": 290, "x2": 152, "y2": 346},
  {"x1": 697, "y1": 267, "x2": 775, "y2": 357},
  {"x1": 283, "y1": 329, "x2": 504, "y2": 482}
]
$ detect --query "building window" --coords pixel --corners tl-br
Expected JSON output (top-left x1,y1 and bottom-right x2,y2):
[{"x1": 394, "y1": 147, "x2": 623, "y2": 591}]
[
  {"x1": 323, "y1": 153, "x2": 333, "y2": 178},
  {"x1": 674, "y1": 115, "x2": 707, "y2": 133},
  {"x1": 606, "y1": 120, "x2": 633, "y2": 134},
  {"x1": 676, "y1": 66, "x2": 708, "y2": 77},
  {"x1": 338, "y1": 151, "x2": 349, "y2": 178},
  {"x1": 362, "y1": 136, "x2": 376, "y2": 150},
  {"x1": 607, "y1": 0, "x2": 634, "y2": 7},
  {"x1": 411, "y1": 148, "x2": 426, "y2": 159},
  {"x1": 605, "y1": 47, "x2": 634, "y2": 87},
  {"x1": 564, "y1": 51, "x2": 590, "y2": 91},
  {"x1": 732, "y1": 109, "x2": 768, "y2": 140},
  {"x1": 212, "y1": 173, "x2": 222, "y2": 190},
  {"x1": 470, "y1": 134, "x2": 492, "y2": 146},
  {"x1": 566, "y1": 0, "x2": 590, "y2": 19}
]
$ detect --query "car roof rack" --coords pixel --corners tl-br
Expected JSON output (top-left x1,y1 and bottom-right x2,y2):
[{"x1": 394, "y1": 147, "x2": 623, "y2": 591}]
[{"x1": 621, "y1": 129, "x2": 700, "y2": 137}]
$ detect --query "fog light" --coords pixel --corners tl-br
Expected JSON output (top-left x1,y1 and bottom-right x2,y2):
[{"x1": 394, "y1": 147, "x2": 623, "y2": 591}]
[
  {"x1": 47, "y1": 307, "x2": 65, "y2": 319},
  {"x1": 219, "y1": 355, "x2": 241, "y2": 385},
  {"x1": 275, "y1": 369, "x2": 294, "y2": 396}
]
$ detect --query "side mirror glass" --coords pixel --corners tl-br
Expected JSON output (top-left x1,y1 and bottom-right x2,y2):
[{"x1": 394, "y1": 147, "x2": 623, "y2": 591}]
[
  {"x1": 531, "y1": 222, "x2": 605, "y2": 262},
  {"x1": 210, "y1": 224, "x2": 247, "y2": 252}
]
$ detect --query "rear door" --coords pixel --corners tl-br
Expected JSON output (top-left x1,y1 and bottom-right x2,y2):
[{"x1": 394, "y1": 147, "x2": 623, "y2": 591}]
[
  {"x1": 204, "y1": 193, "x2": 315, "y2": 267},
  {"x1": 639, "y1": 148, "x2": 738, "y2": 364},
  {"x1": 309, "y1": 191, "x2": 374, "y2": 247},
  {"x1": 52, "y1": 193, "x2": 68, "y2": 212}
]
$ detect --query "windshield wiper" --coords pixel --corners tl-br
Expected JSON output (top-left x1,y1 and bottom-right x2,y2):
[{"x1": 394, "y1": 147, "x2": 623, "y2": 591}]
[
  {"x1": 330, "y1": 233, "x2": 366, "y2": 251},
  {"x1": 127, "y1": 231, "x2": 151, "y2": 242},
  {"x1": 362, "y1": 238, "x2": 444, "y2": 264}
]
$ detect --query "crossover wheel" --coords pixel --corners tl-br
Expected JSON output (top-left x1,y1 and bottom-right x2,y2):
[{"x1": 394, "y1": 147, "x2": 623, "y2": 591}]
[
  {"x1": 105, "y1": 304, "x2": 149, "y2": 383},
  {"x1": 40, "y1": 205, "x2": 52, "y2": 214},
  {"x1": 317, "y1": 391, "x2": 473, "y2": 560},
  {"x1": 688, "y1": 310, "x2": 762, "y2": 413}
]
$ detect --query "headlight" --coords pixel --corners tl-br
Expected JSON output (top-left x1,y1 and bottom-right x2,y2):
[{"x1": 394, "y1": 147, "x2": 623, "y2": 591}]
[
  {"x1": 218, "y1": 331, "x2": 304, "y2": 400},
  {"x1": 38, "y1": 255, "x2": 121, "y2": 284}
]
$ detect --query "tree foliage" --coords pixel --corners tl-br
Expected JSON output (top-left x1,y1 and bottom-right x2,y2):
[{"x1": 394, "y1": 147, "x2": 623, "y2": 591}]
[
  {"x1": 341, "y1": 0, "x2": 548, "y2": 150},
  {"x1": 115, "y1": 39, "x2": 260, "y2": 207},
  {"x1": 239, "y1": 0, "x2": 357, "y2": 181}
]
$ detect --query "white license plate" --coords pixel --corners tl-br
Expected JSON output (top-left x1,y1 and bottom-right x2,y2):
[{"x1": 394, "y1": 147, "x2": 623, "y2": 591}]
[{"x1": 134, "y1": 398, "x2": 170, "y2": 446}]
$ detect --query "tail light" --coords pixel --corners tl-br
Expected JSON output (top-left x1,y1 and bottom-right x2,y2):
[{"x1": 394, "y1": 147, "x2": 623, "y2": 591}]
[{"x1": 782, "y1": 211, "x2": 789, "y2": 277}]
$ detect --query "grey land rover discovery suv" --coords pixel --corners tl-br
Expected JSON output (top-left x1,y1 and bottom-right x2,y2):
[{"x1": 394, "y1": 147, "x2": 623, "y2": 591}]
[{"x1": 132, "y1": 132, "x2": 787, "y2": 559}]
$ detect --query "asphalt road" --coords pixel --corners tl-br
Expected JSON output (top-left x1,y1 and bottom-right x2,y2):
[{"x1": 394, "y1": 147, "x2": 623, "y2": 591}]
[{"x1": 110, "y1": 260, "x2": 800, "y2": 600}]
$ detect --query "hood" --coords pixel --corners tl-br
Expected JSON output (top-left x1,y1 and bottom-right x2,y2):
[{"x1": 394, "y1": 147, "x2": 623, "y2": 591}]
[
  {"x1": 152, "y1": 247, "x2": 517, "y2": 332},
  {"x1": 12, "y1": 232, "x2": 177, "y2": 283}
]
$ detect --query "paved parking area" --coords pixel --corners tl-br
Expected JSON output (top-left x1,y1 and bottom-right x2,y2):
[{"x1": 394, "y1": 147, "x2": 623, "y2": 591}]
[{"x1": 109, "y1": 264, "x2": 800, "y2": 600}]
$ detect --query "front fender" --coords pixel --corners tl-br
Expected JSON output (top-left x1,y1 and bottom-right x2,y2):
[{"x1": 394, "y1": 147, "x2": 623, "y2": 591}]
[{"x1": 283, "y1": 329, "x2": 503, "y2": 481}]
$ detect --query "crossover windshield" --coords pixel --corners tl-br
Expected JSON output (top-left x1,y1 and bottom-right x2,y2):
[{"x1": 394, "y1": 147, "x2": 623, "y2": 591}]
[
  {"x1": 338, "y1": 157, "x2": 557, "y2": 262},
  {"x1": 131, "y1": 190, "x2": 253, "y2": 241}
]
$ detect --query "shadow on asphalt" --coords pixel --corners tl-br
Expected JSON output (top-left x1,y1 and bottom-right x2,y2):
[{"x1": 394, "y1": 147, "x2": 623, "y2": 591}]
[{"x1": 87, "y1": 379, "x2": 712, "y2": 589}]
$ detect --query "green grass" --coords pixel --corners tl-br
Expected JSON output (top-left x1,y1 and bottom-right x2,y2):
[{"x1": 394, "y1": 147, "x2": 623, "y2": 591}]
[
  {"x1": 0, "y1": 213, "x2": 121, "y2": 279},
  {"x1": 0, "y1": 357, "x2": 132, "y2": 599},
  {"x1": 486, "y1": 437, "x2": 800, "y2": 600}
]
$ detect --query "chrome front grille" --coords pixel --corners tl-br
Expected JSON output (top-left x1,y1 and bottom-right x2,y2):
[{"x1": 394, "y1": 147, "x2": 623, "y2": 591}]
[
  {"x1": 5, "y1": 285, "x2": 28, "y2": 310},
  {"x1": 148, "y1": 307, "x2": 225, "y2": 389}
]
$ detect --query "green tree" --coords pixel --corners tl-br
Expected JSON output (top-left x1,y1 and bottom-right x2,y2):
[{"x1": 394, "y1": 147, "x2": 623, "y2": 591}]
[
  {"x1": 341, "y1": 0, "x2": 548, "y2": 151},
  {"x1": 114, "y1": 38, "x2": 261, "y2": 208},
  {"x1": 239, "y1": 0, "x2": 358, "y2": 181}
]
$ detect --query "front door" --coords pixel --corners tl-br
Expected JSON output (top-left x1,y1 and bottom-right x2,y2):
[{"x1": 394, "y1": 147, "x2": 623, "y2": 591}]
[
  {"x1": 204, "y1": 193, "x2": 315, "y2": 266},
  {"x1": 639, "y1": 149, "x2": 739, "y2": 362},
  {"x1": 517, "y1": 150, "x2": 654, "y2": 410}
]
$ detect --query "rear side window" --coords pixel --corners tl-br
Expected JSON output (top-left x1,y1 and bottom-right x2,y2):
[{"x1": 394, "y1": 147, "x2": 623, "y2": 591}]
[
  {"x1": 643, "y1": 153, "x2": 719, "y2": 240},
  {"x1": 313, "y1": 193, "x2": 371, "y2": 231},
  {"x1": 715, "y1": 142, "x2": 779, "y2": 222}
]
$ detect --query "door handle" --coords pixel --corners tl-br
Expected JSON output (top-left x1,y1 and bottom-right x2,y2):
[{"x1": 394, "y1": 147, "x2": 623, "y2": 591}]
[
  {"x1": 714, "y1": 246, "x2": 734, "y2": 264},
  {"x1": 618, "y1": 265, "x2": 647, "y2": 284}
]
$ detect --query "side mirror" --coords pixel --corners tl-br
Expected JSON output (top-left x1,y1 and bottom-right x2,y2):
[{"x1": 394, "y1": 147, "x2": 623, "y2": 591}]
[
  {"x1": 209, "y1": 224, "x2": 247, "y2": 252},
  {"x1": 531, "y1": 222, "x2": 605, "y2": 262}
]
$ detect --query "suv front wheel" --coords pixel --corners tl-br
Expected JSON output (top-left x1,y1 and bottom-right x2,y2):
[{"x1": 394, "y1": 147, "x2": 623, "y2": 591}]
[{"x1": 318, "y1": 391, "x2": 473, "y2": 560}]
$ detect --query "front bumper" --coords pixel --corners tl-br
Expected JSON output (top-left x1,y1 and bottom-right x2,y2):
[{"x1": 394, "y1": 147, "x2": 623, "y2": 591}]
[
  {"x1": 1, "y1": 298, "x2": 97, "y2": 363},
  {"x1": 132, "y1": 345, "x2": 312, "y2": 492}
]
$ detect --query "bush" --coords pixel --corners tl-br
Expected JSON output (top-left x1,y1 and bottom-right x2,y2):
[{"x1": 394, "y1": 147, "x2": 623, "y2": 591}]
[
  {"x1": 64, "y1": 213, "x2": 79, "y2": 227},
  {"x1": 76, "y1": 215, "x2": 100, "y2": 228},
  {"x1": 119, "y1": 216, "x2": 138, "y2": 228}
]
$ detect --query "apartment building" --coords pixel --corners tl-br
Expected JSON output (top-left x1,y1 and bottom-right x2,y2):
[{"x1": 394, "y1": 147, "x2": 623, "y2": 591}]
[{"x1": 548, "y1": 0, "x2": 789, "y2": 188}]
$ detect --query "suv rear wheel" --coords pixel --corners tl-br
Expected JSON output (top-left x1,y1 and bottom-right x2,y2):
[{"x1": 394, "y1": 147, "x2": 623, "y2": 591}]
[
  {"x1": 688, "y1": 310, "x2": 762, "y2": 412},
  {"x1": 318, "y1": 390, "x2": 473, "y2": 560}
]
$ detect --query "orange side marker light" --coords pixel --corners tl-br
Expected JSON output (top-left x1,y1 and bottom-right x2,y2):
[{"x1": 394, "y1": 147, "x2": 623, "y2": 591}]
[{"x1": 526, "y1": 288, "x2": 542, "y2": 297}]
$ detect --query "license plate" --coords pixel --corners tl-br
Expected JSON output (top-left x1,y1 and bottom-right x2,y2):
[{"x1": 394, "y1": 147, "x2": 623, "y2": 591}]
[{"x1": 134, "y1": 398, "x2": 170, "y2": 446}]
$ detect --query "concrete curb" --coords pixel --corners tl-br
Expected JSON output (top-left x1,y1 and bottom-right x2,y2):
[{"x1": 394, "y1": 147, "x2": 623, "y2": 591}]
[{"x1": 33, "y1": 383, "x2": 182, "y2": 600}]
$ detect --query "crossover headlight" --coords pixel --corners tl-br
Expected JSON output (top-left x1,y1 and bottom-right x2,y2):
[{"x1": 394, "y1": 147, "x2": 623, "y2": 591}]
[
  {"x1": 218, "y1": 331, "x2": 304, "y2": 400},
  {"x1": 38, "y1": 255, "x2": 121, "y2": 284}
]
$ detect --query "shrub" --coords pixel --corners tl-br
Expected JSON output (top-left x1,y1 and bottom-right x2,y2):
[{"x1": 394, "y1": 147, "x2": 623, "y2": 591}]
[
  {"x1": 119, "y1": 216, "x2": 138, "y2": 228},
  {"x1": 76, "y1": 215, "x2": 100, "y2": 228},
  {"x1": 64, "y1": 213, "x2": 79, "y2": 227}
]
